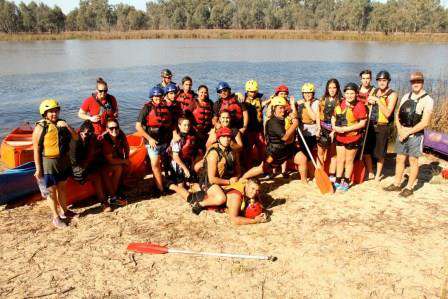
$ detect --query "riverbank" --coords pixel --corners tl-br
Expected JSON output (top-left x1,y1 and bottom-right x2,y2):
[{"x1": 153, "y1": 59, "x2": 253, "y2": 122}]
[
  {"x1": 1, "y1": 153, "x2": 448, "y2": 297},
  {"x1": 2, "y1": 29, "x2": 448, "y2": 43}
]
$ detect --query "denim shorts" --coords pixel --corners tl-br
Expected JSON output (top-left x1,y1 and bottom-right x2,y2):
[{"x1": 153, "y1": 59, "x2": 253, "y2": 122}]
[
  {"x1": 395, "y1": 134, "x2": 423, "y2": 157},
  {"x1": 146, "y1": 143, "x2": 168, "y2": 158}
]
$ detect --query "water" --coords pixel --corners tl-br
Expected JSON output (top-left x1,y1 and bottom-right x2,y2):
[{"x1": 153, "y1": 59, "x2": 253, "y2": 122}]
[{"x1": 1, "y1": 39, "x2": 447, "y2": 138}]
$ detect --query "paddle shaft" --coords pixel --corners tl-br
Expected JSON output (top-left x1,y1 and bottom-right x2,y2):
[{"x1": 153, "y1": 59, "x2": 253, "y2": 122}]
[
  {"x1": 168, "y1": 248, "x2": 273, "y2": 260},
  {"x1": 297, "y1": 125, "x2": 319, "y2": 169},
  {"x1": 359, "y1": 91, "x2": 375, "y2": 160}
]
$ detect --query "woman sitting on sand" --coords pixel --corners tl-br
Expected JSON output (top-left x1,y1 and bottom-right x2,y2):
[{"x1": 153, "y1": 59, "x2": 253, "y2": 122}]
[
  {"x1": 169, "y1": 178, "x2": 267, "y2": 225},
  {"x1": 332, "y1": 83, "x2": 367, "y2": 192},
  {"x1": 206, "y1": 109, "x2": 243, "y2": 151}
]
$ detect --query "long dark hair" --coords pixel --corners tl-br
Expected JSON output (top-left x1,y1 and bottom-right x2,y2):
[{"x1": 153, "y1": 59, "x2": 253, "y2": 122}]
[{"x1": 322, "y1": 78, "x2": 342, "y2": 104}]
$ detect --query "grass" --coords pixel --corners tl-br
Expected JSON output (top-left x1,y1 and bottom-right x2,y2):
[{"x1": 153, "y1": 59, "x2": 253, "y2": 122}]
[{"x1": 1, "y1": 29, "x2": 448, "y2": 43}]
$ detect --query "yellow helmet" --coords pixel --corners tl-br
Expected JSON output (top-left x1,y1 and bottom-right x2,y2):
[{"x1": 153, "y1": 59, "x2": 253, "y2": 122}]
[
  {"x1": 271, "y1": 96, "x2": 287, "y2": 107},
  {"x1": 39, "y1": 99, "x2": 60, "y2": 116},
  {"x1": 301, "y1": 83, "x2": 315, "y2": 93},
  {"x1": 245, "y1": 80, "x2": 259, "y2": 92}
]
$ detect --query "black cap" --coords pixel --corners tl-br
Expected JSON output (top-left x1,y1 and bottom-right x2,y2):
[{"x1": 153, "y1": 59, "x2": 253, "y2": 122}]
[
  {"x1": 376, "y1": 70, "x2": 391, "y2": 81},
  {"x1": 161, "y1": 69, "x2": 172, "y2": 77},
  {"x1": 344, "y1": 82, "x2": 359, "y2": 92}
]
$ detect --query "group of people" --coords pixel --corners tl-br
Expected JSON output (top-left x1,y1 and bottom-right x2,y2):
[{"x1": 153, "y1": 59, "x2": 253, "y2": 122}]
[{"x1": 32, "y1": 68, "x2": 434, "y2": 228}]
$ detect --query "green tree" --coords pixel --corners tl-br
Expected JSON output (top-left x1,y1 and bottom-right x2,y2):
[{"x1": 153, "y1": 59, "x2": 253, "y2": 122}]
[{"x1": 0, "y1": 0, "x2": 20, "y2": 33}]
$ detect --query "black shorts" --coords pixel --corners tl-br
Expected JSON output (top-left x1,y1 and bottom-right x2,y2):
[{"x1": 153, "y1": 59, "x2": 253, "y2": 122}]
[
  {"x1": 297, "y1": 135, "x2": 317, "y2": 160},
  {"x1": 265, "y1": 143, "x2": 297, "y2": 168},
  {"x1": 336, "y1": 139, "x2": 360, "y2": 150}
]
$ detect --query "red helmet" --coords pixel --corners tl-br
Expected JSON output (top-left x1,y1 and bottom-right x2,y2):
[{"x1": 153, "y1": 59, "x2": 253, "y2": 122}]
[
  {"x1": 244, "y1": 201, "x2": 263, "y2": 219},
  {"x1": 216, "y1": 127, "x2": 233, "y2": 139},
  {"x1": 275, "y1": 84, "x2": 289, "y2": 95},
  {"x1": 442, "y1": 168, "x2": 448, "y2": 179}
]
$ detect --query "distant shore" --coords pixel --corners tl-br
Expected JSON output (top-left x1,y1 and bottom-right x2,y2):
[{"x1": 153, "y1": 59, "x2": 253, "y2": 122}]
[{"x1": 1, "y1": 29, "x2": 448, "y2": 43}]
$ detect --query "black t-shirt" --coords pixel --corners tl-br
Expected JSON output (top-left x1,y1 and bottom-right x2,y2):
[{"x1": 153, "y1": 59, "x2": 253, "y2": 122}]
[
  {"x1": 137, "y1": 104, "x2": 170, "y2": 143},
  {"x1": 266, "y1": 116, "x2": 286, "y2": 144}
]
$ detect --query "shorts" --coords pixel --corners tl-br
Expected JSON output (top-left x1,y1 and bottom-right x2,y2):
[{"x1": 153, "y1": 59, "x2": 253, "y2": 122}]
[
  {"x1": 264, "y1": 143, "x2": 297, "y2": 169},
  {"x1": 395, "y1": 134, "x2": 423, "y2": 158},
  {"x1": 42, "y1": 155, "x2": 71, "y2": 188},
  {"x1": 365, "y1": 124, "x2": 389, "y2": 160},
  {"x1": 170, "y1": 160, "x2": 197, "y2": 184},
  {"x1": 336, "y1": 140, "x2": 360, "y2": 150},
  {"x1": 317, "y1": 127, "x2": 333, "y2": 148},
  {"x1": 297, "y1": 135, "x2": 317, "y2": 160},
  {"x1": 146, "y1": 143, "x2": 168, "y2": 158},
  {"x1": 44, "y1": 172, "x2": 70, "y2": 188}
]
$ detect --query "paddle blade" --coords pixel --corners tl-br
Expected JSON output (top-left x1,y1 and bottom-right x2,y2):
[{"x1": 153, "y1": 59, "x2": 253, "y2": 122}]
[
  {"x1": 127, "y1": 243, "x2": 169, "y2": 254},
  {"x1": 314, "y1": 168, "x2": 334, "y2": 194},
  {"x1": 351, "y1": 160, "x2": 366, "y2": 185}
]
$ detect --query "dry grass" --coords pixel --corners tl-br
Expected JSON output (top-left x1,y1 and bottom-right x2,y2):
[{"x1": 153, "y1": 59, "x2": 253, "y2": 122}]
[{"x1": 2, "y1": 29, "x2": 448, "y2": 42}]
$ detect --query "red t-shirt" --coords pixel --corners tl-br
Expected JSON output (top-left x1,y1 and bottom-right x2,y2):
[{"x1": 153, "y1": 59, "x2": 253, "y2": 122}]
[
  {"x1": 335, "y1": 99, "x2": 367, "y2": 144},
  {"x1": 80, "y1": 94, "x2": 118, "y2": 135}
]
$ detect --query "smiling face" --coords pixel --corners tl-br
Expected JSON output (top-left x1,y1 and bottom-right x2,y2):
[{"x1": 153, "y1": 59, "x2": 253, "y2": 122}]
[
  {"x1": 277, "y1": 91, "x2": 288, "y2": 99},
  {"x1": 178, "y1": 118, "x2": 191, "y2": 134},
  {"x1": 328, "y1": 82, "x2": 337, "y2": 98},
  {"x1": 182, "y1": 80, "x2": 192, "y2": 92},
  {"x1": 219, "y1": 88, "x2": 230, "y2": 99},
  {"x1": 107, "y1": 120, "x2": 119, "y2": 137},
  {"x1": 274, "y1": 105, "x2": 285, "y2": 119},
  {"x1": 219, "y1": 112, "x2": 231, "y2": 128},
  {"x1": 163, "y1": 76, "x2": 172, "y2": 85},
  {"x1": 411, "y1": 80, "x2": 424, "y2": 94},
  {"x1": 345, "y1": 90, "x2": 357, "y2": 103},
  {"x1": 97, "y1": 83, "x2": 108, "y2": 101},
  {"x1": 377, "y1": 78, "x2": 389, "y2": 90},
  {"x1": 198, "y1": 87, "x2": 208, "y2": 101},
  {"x1": 218, "y1": 135, "x2": 231, "y2": 147},
  {"x1": 245, "y1": 182, "x2": 260, "y2": 199},
  {"x1": 303, "y1": 92, "x2": 314, "y2": 101},
  {"x1": 166, "y1": 91, "x2": 176, "y2": 101},
  {"x1": 45, "y1": 107, "x2": 60, "y2": 122}
]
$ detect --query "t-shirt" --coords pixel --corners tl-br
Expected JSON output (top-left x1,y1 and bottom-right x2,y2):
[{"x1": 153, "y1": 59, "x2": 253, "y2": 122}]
[
  {"x1": 335, "y1": 100, "x2": 367, "y2": 144},
  {"x1": 136, "y1": 103, "x2": 171, "y2": 143},
  {"x1": 80, "y1": 94, "x2": 118, "y2": 135},
  {"x1": 399, "y1": 91, "x2": 434, "y2": 116}
]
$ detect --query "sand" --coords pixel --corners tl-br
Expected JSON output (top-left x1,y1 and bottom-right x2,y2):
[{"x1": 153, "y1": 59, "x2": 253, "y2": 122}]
[{"x1": 1, "y1": 154, "x2": 448, "y2": 298}]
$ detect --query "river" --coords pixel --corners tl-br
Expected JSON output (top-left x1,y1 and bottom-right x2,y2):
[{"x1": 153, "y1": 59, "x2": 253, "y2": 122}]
[{"x1": 0, "y1": 39, "x2": 447, "y2": 137}]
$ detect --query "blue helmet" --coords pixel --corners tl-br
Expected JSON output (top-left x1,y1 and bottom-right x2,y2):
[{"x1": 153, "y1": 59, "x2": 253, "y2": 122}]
[
  {"x1": 149, "y1": 86, "x2": 164, "y2": 98},
  {"x1": 164, "y1": 82, "x2": 178, "y2": 95},
  {"x1": 216, "y1": 81, "x2": 231, "y2": 93}
]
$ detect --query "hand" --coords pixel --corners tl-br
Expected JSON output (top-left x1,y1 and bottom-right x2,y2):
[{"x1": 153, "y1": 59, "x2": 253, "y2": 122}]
[
  {"x1": 289, "y1": 95, "x2": 295, "y2": 105},
  {"x1": 229, "y1": 177, "x2": 238, "y2": 184},
  {"x1": 183, "y1": 168, "x2": 191, "y2": 178},
  {"x1": 56, "y1": 120, "x2": 68, "y2": 127},
  {"x1": 329, "y1": 131, "x2": 335, "y2": 142},
  {"x1": 90, "y1": 115, "x2": 101, "y2": 123},
  {"x1": 316, "y1": 127, "x2": 321, "y2": 137},
  {"x1": 296, "y1": 98, "x2": 305, "y2": 105},
  {"x1": 255, "y1": 213, "x2": 268, "y2": 223},
  {"x1": 239, "y1": 127, "x2": 247, "y2": 134},
  {"x1": 333, "y1": 126, "x2": 342, "y2": 133},
  {"x1": 147, "y1": 138, "x2": 157, "y2": 149},
  {"x1": 34, "y1": 168, "x2": 42, "y2": 179},
  {"x1": 367, "y1": 96, "x2": 377, "y2": 105},
  {"x1": 215, "y1": 123, "x2": 222, "y2": 130}
]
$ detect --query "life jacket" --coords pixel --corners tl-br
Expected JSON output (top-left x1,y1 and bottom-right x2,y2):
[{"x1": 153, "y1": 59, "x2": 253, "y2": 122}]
[
  {"x1": 357, "y1": 86, "x2": 373, "y2": 105},
  {"x1": 334, "y1": 101, "x2": 359, "y2": 137},
  {"x1": 398, "y1": 92, "x2": 428, "y2": 129},
  {"x1": 176, "y1": 90, "x2": 197, "y2": 113},
  {"x1": 192, "y1": 99, "x2": 213, "y2": 133},
  {"x1": 217, "y1": 95, "x2": 243, "y2": 128},
  {"x1": 201, "y1": 144, "x2": 235, "y2": 186},
  {"x1": 103, "y1": 131, "x2": 128, "y2": 160},
  {"x1": 94, "y1": 94, "x2": 117, "y2": 131},
  {"x1": 36, "y1": 119, "x2": 72, "y2": 158},
  {"x1": 370, "y1": 88, "x2": 394, "y2": 125},
  {"x1": 297, "y1": 99, "x2": 316, "y2": 125},
  {"x1": 179, "y1": 132, "x2": 198, "y2": 161},
  {"x1": 244, "y1": 93, "x2": 263, "y2": 132},
  {"x1": 145, "y1": 100, "x2": 171, "y2": 128},
  {"x1": 319, "y1": 97, "x2": 337, "y2": 123}
]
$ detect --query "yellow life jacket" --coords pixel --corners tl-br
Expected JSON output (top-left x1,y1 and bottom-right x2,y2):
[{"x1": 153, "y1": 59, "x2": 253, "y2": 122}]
[
  {"x1": 223, "y1": 180, "x2": 247, "y2": 211},
  {"x1": 297, "y1": 100, "x2": 315, "y2": 125},
  {"x1": 334, "y1": 103, "x2": 358, "y2": 137},
  {"x1": 245, "y1": 97, "x2": 263, "y2": 123},
  {"x1": 36, "y1": 119, "x2": 71, "y2": 158},
  {"x1": 319, "y1": 97, "x2": 337, "y2": 122},
  {"x1": 371, "y1": 88, "x2": 394, "y2": 124}
]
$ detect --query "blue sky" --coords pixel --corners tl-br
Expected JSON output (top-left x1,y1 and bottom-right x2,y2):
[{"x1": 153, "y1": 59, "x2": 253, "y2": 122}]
[{"x1": 15, "y1": 0, "x2": 448, "y2": 14}]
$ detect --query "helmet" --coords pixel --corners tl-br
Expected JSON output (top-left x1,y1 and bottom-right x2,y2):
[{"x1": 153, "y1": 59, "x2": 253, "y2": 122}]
[
  {"x1": 216, "y1": 81, "x2": 231, "y2": 93},
  {"x1": 245, "y1": 201, "x2": 263, "y2": 219},
  {"x1": 301, "y1": 83, "x2": 315, "y2": 93},
  {"x1": 245, "y1": 80, "x2": 259, "y2": 92},
  {"x1": 275, "y1": 84, "x2": 289, "y2": 95},
  {"x1": 271, "y1": 96, "x2": 287, "y2": 107},
  {"x1": 149, "y1": 86, "x2": 164, "y2": 98},
  {"x1": 216, "y1": 127, "x2": 233, "y2": 139},
  {"x1": 39, "y1": 99, "x2": 60, "y2": 116},
  {"x1": 161, "y1": 69, "x2": 172, "y2": 77},
  {"x1": 343, "y1": 82, "x2": 359, "y2": 92},
  {"x1": 164, "y1": 82, "x2": 178, "y2": 94},
  {"x1": 376, "y1": 70, "x2": 391, "y2": 81}
]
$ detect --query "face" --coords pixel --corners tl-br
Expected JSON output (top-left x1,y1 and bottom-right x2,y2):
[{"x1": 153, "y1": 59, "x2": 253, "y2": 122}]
[
  {"x1": 219, "y1": 112, "x2": 231, "y2": 127},
  {"x1": 377, "y1": 78, "x2": 389, "y2": 90},
  {"x1": 411, "y1": 80, "x2": 424, "y2": 93},
  {"x1": 361, "y1": 74, "x2": 371, "y2": 88},
  {"x1": 80, "y1": 128, "x2": 93, "y2": 141},
  {"x1": 274, "y1": 105, "x2": 285, "y2": 118},
  {"x1": 152, "y1": 95, "x2": 162, "y2": 103},
  {"x1": 245, "y1": 183, "x2": 260, "y2": 199},
  {"x1": 163, "y1": 76, "x2": 172, "y2": 84},
  {"x1": 178, "y1": 119, "x2": 190, "y2": 133},
  {"x1": 45, "y1": 108, "x2": 60, "y2": 122},
  {"x1": 247, "y1": 91, "x2": 257, "y2": 99},
  {"x1": 328, "y1": 82, "x2": 337, "y2": 97},
  {"x1": 198, "y1": 87, "x2": 208, "y2": 101},
  {"x1": 166, "y1": 91, "x2": 176, "y2": 101},
  {"x1": 277, "y1": 91, "x2": 288, "y2": 98},
  {"x1": 218, "y1": 135, "x2": 231, "y2": 147},
  {"x1": 345, "y1": 90, "x2": 357, "y2": 103},
  {"x1": 107, "y1": 122, "x2": 119, "y2": 137},
  {"x1": 97, "y1": 83, "x2": 108, "y2": 100},
  {"x1": 303, "y1": 92, "x2": 314, "y2": 101},
  {"x1": 219, "y1": 88, "x2": 230, "y2": 99},
  {"x1": 183, "y1": 80, "x2": 192, "y2": 92}
]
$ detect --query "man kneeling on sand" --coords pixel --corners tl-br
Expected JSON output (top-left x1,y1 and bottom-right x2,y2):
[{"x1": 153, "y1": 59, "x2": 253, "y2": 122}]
[{"x1": 169, "y1": 179, "x2": 268, "y2": 225}]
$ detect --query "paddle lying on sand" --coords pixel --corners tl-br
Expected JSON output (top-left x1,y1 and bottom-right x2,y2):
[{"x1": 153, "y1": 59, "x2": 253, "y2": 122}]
[
  {"x1": 296, "y1": 127, "x2": 334, "y2": 194},
  {"x1": 127, "y1": 242, "x2": 277, "y2": 261},
  {"x1": 352, "y1": 105, "x2": 373, "y2": 184}
]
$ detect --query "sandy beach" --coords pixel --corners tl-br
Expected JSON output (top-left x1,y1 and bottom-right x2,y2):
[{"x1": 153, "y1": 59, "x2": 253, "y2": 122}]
[{"x1": 1, "y1": 153, "x2": 448, "y2": 298}]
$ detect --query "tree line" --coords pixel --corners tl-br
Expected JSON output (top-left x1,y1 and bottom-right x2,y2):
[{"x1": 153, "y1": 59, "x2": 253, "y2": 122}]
[{"x1": 1, "y1": 0, "x2": 447, "y2": 34}]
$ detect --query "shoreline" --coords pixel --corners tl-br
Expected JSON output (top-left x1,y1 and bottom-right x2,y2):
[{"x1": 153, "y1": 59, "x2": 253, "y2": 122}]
[{"x1": 2, "y1": 29, "x2": 448, "y2": 43}]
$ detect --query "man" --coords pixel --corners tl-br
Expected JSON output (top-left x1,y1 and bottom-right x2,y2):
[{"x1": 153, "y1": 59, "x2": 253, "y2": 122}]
[
  {"x1": 156, "y1": 69, "x2": 177, "y2": 89},
  {"x1": 384, "y1": 71, "x2": 434, "y2": 197}
]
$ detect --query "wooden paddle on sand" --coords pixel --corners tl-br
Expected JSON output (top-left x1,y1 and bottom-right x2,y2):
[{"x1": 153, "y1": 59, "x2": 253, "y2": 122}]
[
  {"x1": 297, "y1": 127, "x2": 334, "y2": 194},
  {"x1": 352, "y1": 103, "x2": 373, "y2": 184}
]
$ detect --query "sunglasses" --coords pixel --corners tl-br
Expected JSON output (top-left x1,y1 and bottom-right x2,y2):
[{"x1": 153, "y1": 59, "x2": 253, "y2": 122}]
[
  {"x1": 98, "y1": 89, "x2": 108, "y2": 93},
  {"x1": 410, "y1": 80, "x2": 423, "y2": 84},
  {"x1": 108, "y1": 126, "x2": 118, "y2": 131}
]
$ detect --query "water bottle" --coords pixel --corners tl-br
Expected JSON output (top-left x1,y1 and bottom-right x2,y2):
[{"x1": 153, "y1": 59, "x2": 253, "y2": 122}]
[{"x1": 37, "y1": 177, "x2": 49, "y2": 198}]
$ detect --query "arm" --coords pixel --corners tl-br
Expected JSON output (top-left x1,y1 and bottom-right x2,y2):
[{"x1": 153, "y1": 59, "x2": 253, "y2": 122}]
[
  {"x1": 282, "y1": 118, "x2": 298, "y2": 142},
  {"x1": 232, "y1": 131, "x2": 243, "y2": 151},
  {"x1": 304, "y1": 101, "x2": 317, "y2": 121},
  {"x1": 342, "y1": 119, "x2": 367, "y2": 132},
  {"x1": 207, "y1": 150, "x2": 230, "y2": 186},
  {"x1": 377, "y1": 92, "x2": 398, "y2": 119},
  {"x1": 78, "y1": 108, "x2": 100, "y2": 122},
  {"x1": 32, "y1": 126, "x2": 43, "y2": 178},
  {"x1": 240, "y1": 109, "x2": 249, "y2": 134},
  {"x1": 212, "y1": 116, "x2": 219, "y2": 127},
  {"x1": 206, "y1": 129, "x2": 216, "y2": 149},
  {"x1": 227, "y1": 192, "x2": 266, "y2": 225},
  {"x1": 172, "y1": 152, "x2": 190, "y2": 177},
  {"x1": 135, "y1": 122, "x2": 157, "y2": 148},
  {"x1": 57, "y1": 120, "x2": 77, "y2": 139},
  {"x1": 407, "y1": 107, "x2": 433, "y2": 135}
]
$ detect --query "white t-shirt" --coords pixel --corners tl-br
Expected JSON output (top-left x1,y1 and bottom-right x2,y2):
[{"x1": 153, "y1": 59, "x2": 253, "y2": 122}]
[
  {"x1": 399, "y1": 91, "x2": 434, "y2": 115},
  {"x1": 300, "y1": 100, "x2": 320, "y2": 136}
]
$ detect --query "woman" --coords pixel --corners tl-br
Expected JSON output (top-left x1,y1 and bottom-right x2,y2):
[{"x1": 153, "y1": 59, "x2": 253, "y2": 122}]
[
  {"x1": 176, "y1": 76, "x2": 197, "y2": 118},
  {"x1": 206, "y1": 110, "x2": 243, "y2": 151},
  {"x1": 192, "y1": 85, "x2": 214, "y2": 151},
  {"x1": 332, "y1": 83, "x2": 367, "y2": 192},
  {"x1": 102, "y1": 119, "x2": 130, "y2": 205},
  {"x1": 33, "y1": 99, "x2": 77, "y2": 228},
  {"x1": 316, "y1": 78, "x2": 341, "y2": 181},
  {"x1": 78, "y1": 77, "x2": 118, "y2": 136},
  {"x1": 136, "y1": 86, "x2": 172, "y2": 195},
  {"x1": 70, "y1": 120, "x2": 111, "y2": 212}
]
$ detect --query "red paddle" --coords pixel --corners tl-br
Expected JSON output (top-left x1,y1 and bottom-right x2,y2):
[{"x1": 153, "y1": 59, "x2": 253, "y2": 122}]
[{"x1": 127, "y1": 242, "x2": 276, "y2": 261}]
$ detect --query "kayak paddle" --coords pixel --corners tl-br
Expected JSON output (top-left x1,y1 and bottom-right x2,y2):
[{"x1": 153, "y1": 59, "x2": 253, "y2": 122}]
[
  {"x1": 296, "y1": 127, "x2": 334, "y2": 194},
  {"x1": 352, "y1": 103, "x2": 373, "y2": 184},
  {"x1": 127, "y1": 242, "x2": 277, "y2": 261}
]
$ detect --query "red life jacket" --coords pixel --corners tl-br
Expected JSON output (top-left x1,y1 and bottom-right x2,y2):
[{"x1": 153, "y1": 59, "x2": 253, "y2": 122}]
[
  {"x1": 193, "y1": 99, "x2": 213, "y2": 133},
  {"x1": 179, "y1": 133, "x2": 198, "y2": 161},
  {"x1": 145, "y1": 100, "x2": 171, "y2": 128},
  {"x1": 94, "y1": 94, "x2": 117, "y2": 131},
  {"x1": 357, "y1": 86, "x2": 373, "y2": 105},
  {"x1": 218, "y1": 95, "x2": 243, "y2": 128},
  {"x1": 176, "y1": 90, "x2": 197, "y2": 113}
]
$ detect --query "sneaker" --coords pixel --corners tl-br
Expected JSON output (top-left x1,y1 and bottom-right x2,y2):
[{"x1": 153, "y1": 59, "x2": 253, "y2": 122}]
[
  {"x1": 109, "y1": 196, "x2": 127, "y2": 207},
  {"x1": 383, "y1": 184, "x2": 402, "y2": 192},
  {"x1": 192, "y1": 202, "x2": 204, "y2": 215},
  {"x1": 399, "y1": 188, "x2": 414, "y2": 198},
  {"x1": 61, "y1": 209, "x2": 77, "y2": 218},
  {"x1": 329, "y1": 175, "x2": 336, "y2": 183},
  {"x1": 102, "y1": 202, "x2": 113, "y2": 212},
  {"x1": 52, "y1": 217, "x2": 67, "y2": 229},
  {"x1": 337, "y1": 181, "x2": 349, "y2": 192}
]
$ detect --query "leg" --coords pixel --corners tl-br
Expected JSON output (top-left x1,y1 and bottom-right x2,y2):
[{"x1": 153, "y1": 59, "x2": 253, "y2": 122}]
[
  {"x1": 295, "y1": 151, "x2": 308, "y2": 183},
  {"x1": 46, "y1": 185, "x2": 59, "y2": 218},
  {"x1": 149, "y1": 154, "x2": 164, "y2": 192},
  {"x1": 375, "y1": 158, "x2": 385, "y2": 181},
  {"x1": 335, "y1": 145, "x2": 346, "y2": 178},
  {"x1": 328, "y1": 143, "x2": 337, "y2": 175},
  {"x1": 406, "y1": 156, "x2": 419, "y2": 189},
  {"x1": 242, "y1": 162, "x2": 265, "y2": 179},
  {"x1": 55, "y1": 180, "x2": 68, "y2": 212},
  {"x1": 343, "y1": 148, "x2": 357, "y2": 180},
  {"x1": 393, "y1": 154, "x2": 407, "y2": 186},
  {"x1": 364, "y1": 154, "x2": 374, "y2": 178},
  {"x1": 168, "y1": 183, "x2": 190, "y2": 201},
  {"x1": 200, "y1": 184, "x2": 227, "y2": 207},
  {"x1": 89, "y1": 172, "x2": 106, "y2": 203},
  {"x1": 317, "y1": 144, "x2": 327, "y2": 169}
]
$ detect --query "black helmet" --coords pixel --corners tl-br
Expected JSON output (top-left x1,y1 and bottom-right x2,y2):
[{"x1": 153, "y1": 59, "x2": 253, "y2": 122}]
[
  {"x1": 161, "y1": 69, "x2": 173, "y2": 77},
  {"x1": 344, "y1": 82, "x2": 359, "y2": 92},
  {"x1": 376, "y1": 70, "x2": 391, "y2": 81}
]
